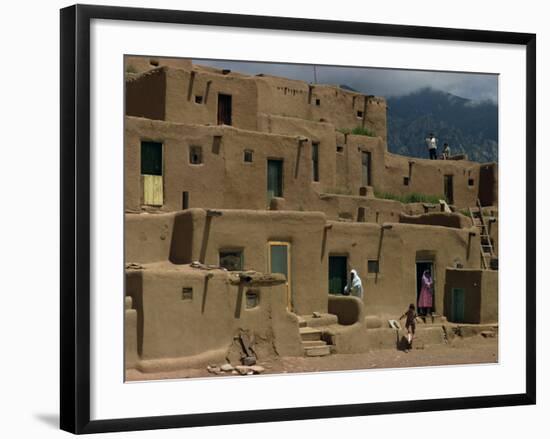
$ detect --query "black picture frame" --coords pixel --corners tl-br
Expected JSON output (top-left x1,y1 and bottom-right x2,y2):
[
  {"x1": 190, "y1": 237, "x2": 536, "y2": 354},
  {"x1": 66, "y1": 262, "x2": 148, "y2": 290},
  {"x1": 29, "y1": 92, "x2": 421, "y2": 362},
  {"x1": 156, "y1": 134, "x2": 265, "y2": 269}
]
[{"x1": 60, "y1": 4, "x2": 536, "y2": 434}]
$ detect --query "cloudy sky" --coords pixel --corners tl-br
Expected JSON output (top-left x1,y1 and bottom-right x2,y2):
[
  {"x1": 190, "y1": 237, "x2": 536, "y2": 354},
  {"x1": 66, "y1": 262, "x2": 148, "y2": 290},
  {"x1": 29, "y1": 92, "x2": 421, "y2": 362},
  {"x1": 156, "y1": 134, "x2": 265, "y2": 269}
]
[{"x1": 194, "y1": 58, "x2": 498, "y2": 103}]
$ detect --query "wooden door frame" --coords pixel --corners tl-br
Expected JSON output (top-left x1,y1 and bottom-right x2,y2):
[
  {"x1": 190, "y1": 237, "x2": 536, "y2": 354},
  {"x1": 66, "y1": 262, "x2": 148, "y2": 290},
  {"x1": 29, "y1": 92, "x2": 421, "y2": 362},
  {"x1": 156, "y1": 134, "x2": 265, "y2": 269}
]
[{"x1": 267, "y1": 241, "x2": 292, "y2": 310}]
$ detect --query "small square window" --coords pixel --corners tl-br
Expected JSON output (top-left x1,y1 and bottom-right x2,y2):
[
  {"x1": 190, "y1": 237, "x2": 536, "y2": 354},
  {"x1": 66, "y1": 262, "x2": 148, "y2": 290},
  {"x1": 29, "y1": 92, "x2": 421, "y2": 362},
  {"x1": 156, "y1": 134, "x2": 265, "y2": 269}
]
[
  {"x1": 357, "y1": 110, "x2": 363, "y2": 118},
  {"x1": 468, "y1": 178, "x2": 474, "y2": 186},
  {"x1": 368, "y1": 260, "x2": 379, "y2": 273},
  {"x1": 195, "y1": 95, "x2": 203, "y2": 104},
  {"x1": 181, "y1": 287, "x2": 193, "y2": 300},
  {"x1": 189, "y1": 146, "x2": 203, "y2": 165},
  {"x1": 245, "y1": 290, "x2": 260, "y2": 309},
  {"x1": 219, "y1": 250, "x2": 243, "y2": 271},
  {"x1": 336, "y1": 145, "x2": 344, "y2": 153},
  {"x1": 315, "y1": 99, "x2": 321, "y2": 106},
  {"x1": 244, "y1": 150, "x2": 254, "y2": 163},
  {"x1": 403, "y1": 177, "x2": 409, "y2": 186}
]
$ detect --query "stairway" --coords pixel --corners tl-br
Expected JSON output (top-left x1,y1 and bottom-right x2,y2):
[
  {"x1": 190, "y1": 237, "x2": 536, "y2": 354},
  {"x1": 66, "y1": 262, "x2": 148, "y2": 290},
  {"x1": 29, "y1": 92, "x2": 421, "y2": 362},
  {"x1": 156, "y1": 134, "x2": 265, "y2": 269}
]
[
  {"x1": 468, "y1": 199, "x2": 496, "y2": 269},
  {"x1": 298, "y1": 317, "x2": 332, "y2": 357}
]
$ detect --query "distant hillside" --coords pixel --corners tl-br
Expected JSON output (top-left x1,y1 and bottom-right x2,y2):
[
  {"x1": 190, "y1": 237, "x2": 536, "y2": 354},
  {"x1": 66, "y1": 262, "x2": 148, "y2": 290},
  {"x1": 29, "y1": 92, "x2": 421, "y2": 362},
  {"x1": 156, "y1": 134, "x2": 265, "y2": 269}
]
[{"x1": 386, "y1": 88, "x2": 498, "y2": 163}]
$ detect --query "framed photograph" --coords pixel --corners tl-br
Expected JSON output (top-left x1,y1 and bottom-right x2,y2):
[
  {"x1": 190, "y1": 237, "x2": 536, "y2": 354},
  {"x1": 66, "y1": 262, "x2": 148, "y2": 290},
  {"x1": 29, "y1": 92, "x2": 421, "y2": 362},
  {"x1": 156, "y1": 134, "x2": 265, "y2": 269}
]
[{"x1": 60, "y1": 4, "x2": 536, "y2": 434}]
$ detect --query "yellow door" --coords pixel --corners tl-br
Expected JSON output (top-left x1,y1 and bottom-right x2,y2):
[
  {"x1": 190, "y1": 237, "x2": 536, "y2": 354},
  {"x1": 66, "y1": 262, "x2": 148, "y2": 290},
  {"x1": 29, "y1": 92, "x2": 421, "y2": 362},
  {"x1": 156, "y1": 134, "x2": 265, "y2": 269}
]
[
  {"x1": 143, "y1": 175, "x2": 163, "y2": 206},
  {"x1": 268, "y1": 242, "x2": 292, "y2": 310}
]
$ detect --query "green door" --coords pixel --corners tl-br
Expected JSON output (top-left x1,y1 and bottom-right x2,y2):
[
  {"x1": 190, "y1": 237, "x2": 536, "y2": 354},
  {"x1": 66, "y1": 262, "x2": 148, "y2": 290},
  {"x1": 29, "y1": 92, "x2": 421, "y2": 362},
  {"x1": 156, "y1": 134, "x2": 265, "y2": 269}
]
[
  {"x1": 267, "y1": 159, "x2": 283, "y2": 201},
  {"x1": 452, "y1": 288, "x2": 465, "y2": 322},
  {"x1": 329, "y1": 256, "x2": 347, "y2": 295}
]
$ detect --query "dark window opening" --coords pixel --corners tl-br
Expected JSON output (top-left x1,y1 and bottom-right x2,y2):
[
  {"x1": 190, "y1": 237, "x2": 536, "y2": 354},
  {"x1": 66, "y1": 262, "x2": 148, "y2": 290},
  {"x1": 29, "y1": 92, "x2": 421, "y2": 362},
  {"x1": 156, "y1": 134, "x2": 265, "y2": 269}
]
[
  {"x1": 312, "y1": 142, "x2": 320, "y2": 182},
  {"x1": 403, "y1": 177, "x2": 410, "y2": 186},
  {"x1": 244, "y1": 150, "x2": 254, "y2": 163},
  {"x1": 361, "y1": 151, "x2": 372, "y2": 186},
  {"x1": 217, "y1": 94, "x2": 232, "y2": 125},
  {"x1": 267, "y1": 159, "x2": 283, "y2": 200},
  {"x1": 357, "y1": 110, "x2": 363, "y2": 118},
  {"x1": 189, "y1": 146, "x2": 203, "y2": 165},
  {"x1": 315, "y1": 98, "x2": 321, "y2": 106},
  {"x1": 444, "y1": 175, "x2": 454, "y2": 205},
  {"x1": 149, "y1": 59, "x2": 159, "y2": 67},
  {"x1": 245, "y1": 290, "x2": 260, "y2": 309},
  {"x1": 141, "y1": 141, "x2": 163, "y2": 176},
  {"x1": 368, "y1": 260, "x2": 379, "y2": 273},
  {"x1": 468, "y1": 178, "x2": 474, "y2": 186},
  {"x1": 336, "y1": 145, "x2": 344, "y2": 153},
  {"x1": 195, "y1": 95, "x2": 203, "y2": 104},
  {"x1": 181, "y1": 287, "x2": 193, "y2": 301},
  {"x1": 219, "y1": 250, "x2": 243, "y2": 271},
  {"x1": 182, "y1": 191, "x2": 189, "y2": 210}
]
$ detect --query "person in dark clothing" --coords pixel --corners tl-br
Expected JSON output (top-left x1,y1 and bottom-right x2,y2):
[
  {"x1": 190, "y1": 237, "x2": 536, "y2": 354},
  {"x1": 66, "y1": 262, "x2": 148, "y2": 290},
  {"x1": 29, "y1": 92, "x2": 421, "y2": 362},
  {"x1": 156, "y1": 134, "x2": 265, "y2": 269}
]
[{"x1": 399, "y1": 303, "x2": 417, "y2": 352}]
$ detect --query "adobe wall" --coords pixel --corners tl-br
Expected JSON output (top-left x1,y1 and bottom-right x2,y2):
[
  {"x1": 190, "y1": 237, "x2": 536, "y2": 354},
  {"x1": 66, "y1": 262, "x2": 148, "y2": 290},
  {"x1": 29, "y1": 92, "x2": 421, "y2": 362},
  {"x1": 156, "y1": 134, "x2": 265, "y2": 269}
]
[
  {"x1": 126, "y1": 68, "x2": 166, "y2": 121},
  {"x1": 443, "y1": 268, "x2": 498, "y2": 324},
  {"x1": 125, "y1": 117, "x2": 334, "y2": 213},
  {"x1": 167, "y1": 209, "x2": 329, "y2": 316},
  {"x1": 125, "y1": 264, "x2": 302, "y2": 362},
  {"x1": 164, "y1": 68, "x2": 259, "y2": 131},
  {"x1": 125, "y1": 55, "x2": 192, "y2": 74},
  {"x1": 328, "y1": 222, "x2": 481, "y2": 317}
]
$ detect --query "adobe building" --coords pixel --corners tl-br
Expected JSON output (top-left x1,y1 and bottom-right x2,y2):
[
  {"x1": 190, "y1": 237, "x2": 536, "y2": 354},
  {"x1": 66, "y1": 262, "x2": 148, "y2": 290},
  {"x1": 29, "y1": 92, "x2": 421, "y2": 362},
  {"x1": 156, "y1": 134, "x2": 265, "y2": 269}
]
[{"x1": 124, "y1": 56, "x2": 499, "y2": 374}]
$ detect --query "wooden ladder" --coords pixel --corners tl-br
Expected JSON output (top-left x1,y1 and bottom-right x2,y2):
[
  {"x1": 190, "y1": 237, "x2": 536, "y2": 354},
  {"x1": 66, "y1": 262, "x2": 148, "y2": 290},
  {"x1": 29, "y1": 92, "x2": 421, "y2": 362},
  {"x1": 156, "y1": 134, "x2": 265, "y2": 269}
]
[{"x1": 468, "y1": 199, "x2": 495, "y2": 269}]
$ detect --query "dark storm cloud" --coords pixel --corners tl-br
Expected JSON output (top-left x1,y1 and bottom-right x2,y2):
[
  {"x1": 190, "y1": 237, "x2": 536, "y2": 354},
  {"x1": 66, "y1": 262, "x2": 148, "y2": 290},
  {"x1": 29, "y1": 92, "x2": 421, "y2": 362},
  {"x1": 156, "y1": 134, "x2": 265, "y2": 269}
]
[{"x1": 194, "y1": 58, "x2": 498, "y2": 102}]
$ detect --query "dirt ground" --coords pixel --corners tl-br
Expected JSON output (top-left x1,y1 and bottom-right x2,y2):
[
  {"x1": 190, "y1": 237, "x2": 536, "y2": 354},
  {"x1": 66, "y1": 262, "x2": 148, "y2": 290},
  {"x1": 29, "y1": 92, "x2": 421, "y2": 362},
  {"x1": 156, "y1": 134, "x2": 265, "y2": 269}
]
[{"x1": 126, "y1": 335, "x2": 498, "y2": 382}]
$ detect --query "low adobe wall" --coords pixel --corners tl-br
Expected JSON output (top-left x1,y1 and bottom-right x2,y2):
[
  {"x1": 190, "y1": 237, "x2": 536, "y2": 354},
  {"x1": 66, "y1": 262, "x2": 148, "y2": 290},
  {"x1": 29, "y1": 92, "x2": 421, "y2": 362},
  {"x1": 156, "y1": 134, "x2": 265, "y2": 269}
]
[
  {"x1": 399, "y1": 212, "x2": 472, "y2": 229},
  {"x1": 125, "y1": 265, "x2": 303, "y2": 369},
  {"x1": 328, "y1": 295, "x2": 364, "y2": 325}
]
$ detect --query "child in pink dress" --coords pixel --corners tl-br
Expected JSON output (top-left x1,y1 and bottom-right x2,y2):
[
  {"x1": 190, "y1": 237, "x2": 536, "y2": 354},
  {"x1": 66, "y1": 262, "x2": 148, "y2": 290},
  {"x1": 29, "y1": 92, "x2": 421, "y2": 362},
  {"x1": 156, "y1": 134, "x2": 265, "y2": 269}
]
[{"x1": 418, "y1": 269, "x2": 433, "y2": 316}]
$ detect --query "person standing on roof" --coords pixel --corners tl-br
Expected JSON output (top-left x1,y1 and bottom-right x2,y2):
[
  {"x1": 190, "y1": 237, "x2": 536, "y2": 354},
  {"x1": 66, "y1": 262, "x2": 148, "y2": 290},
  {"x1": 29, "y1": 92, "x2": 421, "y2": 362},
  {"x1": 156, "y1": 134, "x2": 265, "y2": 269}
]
[
  {"x1": 442, "y1": 142, "x2": 451, "y2": 160},
  {"x1": 425, "y1": 133, "x2": 438, "y2": 160},
  {"x1": 344, "y1": 269, "x2": 363, "y2": 298}
]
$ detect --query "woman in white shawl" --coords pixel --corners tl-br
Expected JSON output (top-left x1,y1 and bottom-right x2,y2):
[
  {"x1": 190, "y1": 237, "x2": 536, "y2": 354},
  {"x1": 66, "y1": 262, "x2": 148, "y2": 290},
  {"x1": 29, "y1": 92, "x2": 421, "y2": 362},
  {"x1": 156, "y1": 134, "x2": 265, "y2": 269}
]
[{"x1": 344, "y1": 269, "x2": 363, "y2": 298}]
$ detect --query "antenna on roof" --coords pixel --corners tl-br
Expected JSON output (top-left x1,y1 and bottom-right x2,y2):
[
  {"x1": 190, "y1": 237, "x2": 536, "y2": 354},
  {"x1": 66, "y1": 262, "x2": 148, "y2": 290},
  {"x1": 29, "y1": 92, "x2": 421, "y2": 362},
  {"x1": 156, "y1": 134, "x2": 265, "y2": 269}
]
[{"x1": 313, "y1": 65, "x2": 318, "y2": 83}]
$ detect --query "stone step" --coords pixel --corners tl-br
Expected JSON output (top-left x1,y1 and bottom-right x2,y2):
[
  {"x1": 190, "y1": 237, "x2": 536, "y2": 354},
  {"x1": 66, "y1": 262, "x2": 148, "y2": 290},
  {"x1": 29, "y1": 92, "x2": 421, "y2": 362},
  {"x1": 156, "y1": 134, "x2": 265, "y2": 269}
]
[
  {"x1": 297, "y1": 317, "x2": 307, "y2": 328},
  {"x1": 302, "y1": 340, "x2": 327, "y2": 348},
  {"x1": 299, "y1": 327, "x2": 322, "y2": 341},
  {"x1": 304, "y1": 345, "x2": 331, "y2": 357}
]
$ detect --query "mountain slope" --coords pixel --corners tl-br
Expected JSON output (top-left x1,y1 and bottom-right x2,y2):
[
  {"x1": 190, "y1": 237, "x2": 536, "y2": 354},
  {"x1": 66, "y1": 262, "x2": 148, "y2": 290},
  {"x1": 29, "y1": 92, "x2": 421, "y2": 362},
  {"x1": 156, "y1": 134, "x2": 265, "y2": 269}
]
[{"x1": 386, "y1": 88, "x2": 498, "y2": 163}]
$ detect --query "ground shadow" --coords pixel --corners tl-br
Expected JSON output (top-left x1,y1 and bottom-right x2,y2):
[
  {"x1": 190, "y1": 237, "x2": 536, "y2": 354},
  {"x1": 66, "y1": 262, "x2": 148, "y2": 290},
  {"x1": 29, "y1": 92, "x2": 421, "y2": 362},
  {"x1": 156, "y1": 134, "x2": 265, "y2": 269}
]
[{"x1": 34, "y1": 413, "x2": 58, "y2": 430}]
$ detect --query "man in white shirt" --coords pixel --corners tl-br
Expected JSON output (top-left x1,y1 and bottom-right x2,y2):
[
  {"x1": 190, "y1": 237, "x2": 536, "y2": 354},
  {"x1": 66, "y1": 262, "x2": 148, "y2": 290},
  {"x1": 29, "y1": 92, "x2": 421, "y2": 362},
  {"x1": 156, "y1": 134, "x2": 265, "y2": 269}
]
[{"x1": 425, "y1": 133, "x2": 437, "y2": 160}]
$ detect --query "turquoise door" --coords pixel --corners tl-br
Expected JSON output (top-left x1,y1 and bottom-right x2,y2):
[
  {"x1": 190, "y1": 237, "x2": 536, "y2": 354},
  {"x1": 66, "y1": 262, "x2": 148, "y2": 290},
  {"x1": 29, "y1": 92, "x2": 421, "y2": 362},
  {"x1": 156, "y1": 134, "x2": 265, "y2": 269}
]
[
  {"x1": 452, "y1": 288, "x2": 465, "y2": 322},
  {"x1": 269, "y1": 242, "x2": 291, "y2": 309}
]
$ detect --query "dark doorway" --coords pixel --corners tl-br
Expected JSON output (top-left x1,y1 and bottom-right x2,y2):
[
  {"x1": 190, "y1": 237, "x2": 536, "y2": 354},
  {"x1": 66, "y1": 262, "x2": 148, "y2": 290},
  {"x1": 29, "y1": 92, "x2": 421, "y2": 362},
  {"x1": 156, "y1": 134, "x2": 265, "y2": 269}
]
[
  {"x1": 361, "y1": 151, "x2": 372, "y2": 186},
  {"x1": 416, "y1": 261, "x2": 435, "y2": 313},
  {"x1": 478, "y1": 164, "x2": 496, "y2": 206},
  {"x1": 267, "y1": 159, "x2": 283, "y2": 201},
  {"x1": 329, "y1": 255, "x2": 348, "y2": 295},
  {"x1": 217, "y1": 94, "x2": 232, "y2": 125},
  {"x1": 444, "y1": 175, "x2": 454, "y2": 205}
]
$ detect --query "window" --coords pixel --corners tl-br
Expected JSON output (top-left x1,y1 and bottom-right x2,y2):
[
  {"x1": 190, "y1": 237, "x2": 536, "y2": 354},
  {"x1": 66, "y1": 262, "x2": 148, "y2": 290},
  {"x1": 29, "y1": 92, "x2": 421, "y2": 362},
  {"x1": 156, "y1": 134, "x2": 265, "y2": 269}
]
[
  {"x1": 219, "y1": 250, "x2": 243, "y2": 271},
  {"x1": 245, "y1": 290, "x2": 260, "y2": 309},
  {"x1": 368, "y1": 260, "x2": 379, "y2": 274},
  {"x1": 189, "y1": 145, "x2": 203, "y2": 165},
  {"x1": 244, "y1": 149, "x2": 254, "y2": 163},
  {"x1": 468, "y1": 178, "x2": 474, "y2": 186},
  {"x1": 357, "y1": 110, "x2": 363, "y2": 118},
  {"x1": 181, "y1": 287, "x2": 193, "y2": 301},
  {"x1": 312, "y1": 142, "x2": 320, "y2": 182},
  {"x1": 195, "y1": 95, "x2": 203, "y2": 104},
  {"x1": 267, "y1": 159, "x2": 283, "y2": 200},
  {"x1": 336, "y1": 145, "x2": 344, "y2": 153},
  {"x1": 315, "y1": 98, "x2": 321, "y2": 106},
  {"x1": 182, "y1": 191, "x2": 189, "y2": 210},
  {"x1": 149, "y1": 59, "x2": 159, "y2": 67},
  {"x1": 141, "y1": 141, "x2": 163, "y2": 176},
  {"x1": 403, "y1": 177, "x2": 410, "y2": 186}
]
